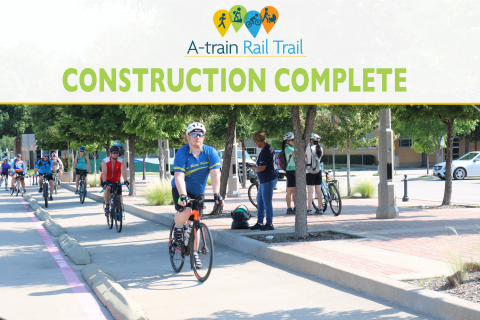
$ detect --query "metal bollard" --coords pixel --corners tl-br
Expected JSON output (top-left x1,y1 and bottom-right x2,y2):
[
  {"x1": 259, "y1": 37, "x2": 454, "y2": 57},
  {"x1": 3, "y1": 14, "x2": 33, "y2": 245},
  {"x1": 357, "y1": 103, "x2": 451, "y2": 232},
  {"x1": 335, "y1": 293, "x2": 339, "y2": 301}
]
[{"x1": 402, "y1": 174, "x2": 409, "y2": 202}]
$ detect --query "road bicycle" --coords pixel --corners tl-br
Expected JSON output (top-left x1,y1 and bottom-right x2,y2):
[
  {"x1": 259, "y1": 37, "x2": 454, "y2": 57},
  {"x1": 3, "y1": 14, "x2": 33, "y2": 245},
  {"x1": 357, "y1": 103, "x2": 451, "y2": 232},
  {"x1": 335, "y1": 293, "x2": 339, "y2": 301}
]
[
  {"x1": 53, "y1": 170, "x2": 60, "y2": 195},
  {"x1": 169, "y1": 194, "x2": 216, "y2": 282},
  {"x1": 77, "y1": 171, "x2": 89, "y2": 204},
  {"x1": 39, "y1": 173, "x2": 51, "y2": 208},
  {"x1": 100, "y1": 182, "x2": 131, "y2": 233},
  {"x1": 317, "y1": 170, "x2": 342, "y2": 216},
  {"x1": 10, "y1": 173, "x2": 26, "y2": 197}
]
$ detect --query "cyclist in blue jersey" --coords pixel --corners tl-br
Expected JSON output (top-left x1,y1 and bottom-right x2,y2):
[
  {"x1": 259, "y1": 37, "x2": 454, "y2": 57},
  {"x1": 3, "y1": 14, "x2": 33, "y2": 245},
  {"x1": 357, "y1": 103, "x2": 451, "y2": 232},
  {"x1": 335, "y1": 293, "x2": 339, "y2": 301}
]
[
  {"x1": 1, "y1": 157, "x2": 11, "y2": 188},
  {"x1": 171, "y1": 122, "x2": 224, "y2": 268},
  {"x1": 10, "y1": 154, "x2": 27, "y2": 193},
  {"x1": 35, "y1": 151, "x2": 55, "y2": 200}
]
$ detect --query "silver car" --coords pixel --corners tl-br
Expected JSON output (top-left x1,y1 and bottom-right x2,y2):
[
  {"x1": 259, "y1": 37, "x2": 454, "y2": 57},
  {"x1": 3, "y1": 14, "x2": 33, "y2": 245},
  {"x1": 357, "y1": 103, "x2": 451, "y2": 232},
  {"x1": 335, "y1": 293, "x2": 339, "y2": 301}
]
[{"x1": 433, "y1": 151, "x2": 480, "y2": 180}]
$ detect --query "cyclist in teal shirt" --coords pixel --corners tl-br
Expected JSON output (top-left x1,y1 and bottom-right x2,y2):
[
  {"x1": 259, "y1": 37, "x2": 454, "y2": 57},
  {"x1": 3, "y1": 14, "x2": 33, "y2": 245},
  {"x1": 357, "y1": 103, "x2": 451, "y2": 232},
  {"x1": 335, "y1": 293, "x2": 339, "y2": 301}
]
[
  {"x1": 73, "y1": 146, "x2": 91, "y2": 194},
  {"x1": 171, "y1": 122, "x2": 223, "y2": 269},
  {"x1": 35, "y1": 151, "x2": 55, "y2": 200}
]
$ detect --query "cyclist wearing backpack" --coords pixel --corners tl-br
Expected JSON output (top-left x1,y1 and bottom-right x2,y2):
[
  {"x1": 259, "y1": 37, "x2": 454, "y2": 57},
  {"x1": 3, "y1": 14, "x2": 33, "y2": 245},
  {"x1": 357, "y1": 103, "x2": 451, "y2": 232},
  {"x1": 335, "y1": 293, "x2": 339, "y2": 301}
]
[
  {"x1": 11, "y1": 154, "x2": 27, "y2": 193},
  {"x1": 282, "y1": 132, "x2": 296, "y2": 215},
  {"x1": 306, "y1": 133, "x2": 324, "y2": 214},
  {"x1": 73, "y1": 147, "x2": 91, "y2": 194},
  {"x1": 35, "y1": 151, "x2": 55, "y2": 200}
]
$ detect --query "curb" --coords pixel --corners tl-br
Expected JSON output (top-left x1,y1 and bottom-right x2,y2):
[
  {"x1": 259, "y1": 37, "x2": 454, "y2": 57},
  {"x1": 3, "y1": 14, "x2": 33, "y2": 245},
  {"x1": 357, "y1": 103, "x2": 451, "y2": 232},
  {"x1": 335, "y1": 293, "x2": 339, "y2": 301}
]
[
  {"x1": 29, "y1": 199, "x2": 40, "y2": 211},
  {"x1": 61, "y1": 184, "x2": 480, "y2": 320},
  {"x1": 82, "y1": 264, "x2": 147, "y2": 320},
  {"x1": 35, "y1": 207, "x2": 51, "y2": 221},
  {"x1": 44, "y1": 218, "x2": 66, "y2": 237},
  {"x1": 58, "y1": 233, "x2": 91, "y2": 265}
]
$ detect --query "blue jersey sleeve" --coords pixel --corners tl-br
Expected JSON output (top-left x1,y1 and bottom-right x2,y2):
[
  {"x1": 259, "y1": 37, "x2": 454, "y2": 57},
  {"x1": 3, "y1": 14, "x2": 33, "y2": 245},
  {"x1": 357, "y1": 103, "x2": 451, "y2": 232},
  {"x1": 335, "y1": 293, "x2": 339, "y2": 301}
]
[
  {"x1": 35, "y1": 160, "x2": 40, "y2": 169},
  {"x1": 208, "y1": 147, "x2": 221, "y2": 170},
  {"x1": 173, "y1": 148, "x2": 186, "y2": 173}
]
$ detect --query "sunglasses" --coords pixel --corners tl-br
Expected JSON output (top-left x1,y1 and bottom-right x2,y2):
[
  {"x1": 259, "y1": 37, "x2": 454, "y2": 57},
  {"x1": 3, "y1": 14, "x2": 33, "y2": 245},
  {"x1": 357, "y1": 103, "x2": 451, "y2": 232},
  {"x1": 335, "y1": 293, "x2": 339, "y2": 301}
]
[
  {"x1": 111, "y1": 152, "x2": 119, "y2": 155},
  {"x1": 190, "y1": 133, "x2": 205, "y2": 138}
]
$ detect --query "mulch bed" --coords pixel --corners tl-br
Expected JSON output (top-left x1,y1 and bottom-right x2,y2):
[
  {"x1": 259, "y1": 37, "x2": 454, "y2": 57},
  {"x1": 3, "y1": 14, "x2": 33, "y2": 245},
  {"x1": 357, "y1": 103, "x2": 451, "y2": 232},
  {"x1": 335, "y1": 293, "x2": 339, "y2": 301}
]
[
  {"x1": 247, "y1": 231, "x2": 356, "y2": 243},
  {"x1": 406, "y1": 272, "x2": 480, "y2": 304}
]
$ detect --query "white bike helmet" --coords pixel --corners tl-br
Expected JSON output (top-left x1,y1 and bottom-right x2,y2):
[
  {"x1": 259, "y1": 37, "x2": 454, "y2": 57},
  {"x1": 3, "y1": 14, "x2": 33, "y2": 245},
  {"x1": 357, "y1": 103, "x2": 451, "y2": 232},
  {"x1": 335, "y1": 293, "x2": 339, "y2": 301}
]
[
  {"x1": 186, "y1": 122, "x2": 206, "y2": 135},
  {"x1": 283, "y1": 132, "x2": 294, "y2": 140},
  {"x1": 311, "y1": 133, "x2": 320, "y2": 141}
]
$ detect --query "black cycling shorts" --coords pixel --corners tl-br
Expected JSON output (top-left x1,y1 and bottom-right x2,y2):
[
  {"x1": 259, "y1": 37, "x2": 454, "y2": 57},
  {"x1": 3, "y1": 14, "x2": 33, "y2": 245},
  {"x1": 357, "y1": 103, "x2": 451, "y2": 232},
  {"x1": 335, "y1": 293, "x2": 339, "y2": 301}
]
[
  {"x1": 172, "y1": 187, "x2": 198, "y2": 213},
  {"x1": 106, "y1": 181, "x2": 122, "y2": 196},
  {"x1": 76, "y1": 169, "x2": 87, "y2": 176},
  {"x1": 306, "y1": 171, "x2": 322, "y2": 186},
  {"x1": 40, "y1": 174, "x2": 53, "y2": 181},
  {"x1": 286, "y1": 170, "x2": 296, "y2": 188}
]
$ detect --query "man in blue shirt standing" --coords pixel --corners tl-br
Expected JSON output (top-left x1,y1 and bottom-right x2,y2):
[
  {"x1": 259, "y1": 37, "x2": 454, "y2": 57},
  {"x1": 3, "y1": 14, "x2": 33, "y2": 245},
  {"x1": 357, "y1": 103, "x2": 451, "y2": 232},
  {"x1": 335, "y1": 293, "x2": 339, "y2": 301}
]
[
  {"x1": 171, "y1": 122, "x2": 223, "y2": 268},
  {"x1": 35, "y1": 151, "x2": 55, "y2": 200}
]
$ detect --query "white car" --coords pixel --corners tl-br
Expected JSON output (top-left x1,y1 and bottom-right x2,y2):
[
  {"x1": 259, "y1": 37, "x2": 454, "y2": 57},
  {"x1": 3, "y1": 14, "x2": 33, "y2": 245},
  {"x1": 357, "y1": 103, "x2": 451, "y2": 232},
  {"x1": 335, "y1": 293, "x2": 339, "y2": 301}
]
[{"x1": 433, "y1": 151, "x2": 480, "y2": 180}]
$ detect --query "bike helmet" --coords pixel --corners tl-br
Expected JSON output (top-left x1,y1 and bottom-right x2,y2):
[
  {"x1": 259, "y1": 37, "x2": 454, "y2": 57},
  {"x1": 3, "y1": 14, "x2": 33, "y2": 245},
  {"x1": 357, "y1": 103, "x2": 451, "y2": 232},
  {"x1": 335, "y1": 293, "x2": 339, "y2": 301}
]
[
  {"x1": 283, "y1": 132, "x2": 294, "y2": 140},
  {"x1": 2, "y1": 157, "x2": 7, "y2": 161},
  {"x1": 16, "y1": 153, "x2": 22, "y2": 157},
  {"x1": 79, "y1": 146, "x2": 86, "y2": 151},
  {"x1": 42, "y1": 151, "x2": 49, "y2": 156},
  {"x1": 109, "y1": 145, "x2": 120, "y2": 153},
  {"x1": 186, "y1": 122, "x2": 206, "y2": 135},
  {"x1": 311, "y1": 133, "x2": 321, "y2": 141}
]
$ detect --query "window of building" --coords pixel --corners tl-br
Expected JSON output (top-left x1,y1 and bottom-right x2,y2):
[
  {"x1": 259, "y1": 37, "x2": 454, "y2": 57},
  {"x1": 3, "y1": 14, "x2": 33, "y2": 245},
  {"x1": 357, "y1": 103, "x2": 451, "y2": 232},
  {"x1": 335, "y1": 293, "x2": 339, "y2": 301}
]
[{"x1": 399, "y1": 138, "x2": 413, "y2": 148}]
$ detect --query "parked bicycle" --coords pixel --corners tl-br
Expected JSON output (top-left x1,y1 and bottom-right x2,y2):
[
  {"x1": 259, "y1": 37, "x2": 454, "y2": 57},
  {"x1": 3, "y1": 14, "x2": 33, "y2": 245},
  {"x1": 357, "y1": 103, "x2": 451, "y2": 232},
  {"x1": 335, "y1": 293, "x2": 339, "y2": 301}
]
[
  {"x1": 317, "y1": 170, "x2": 342, "y2": 215},
  {"x1": 100, "y1": 182, "x2": 131, "y2": 233},
  {"x1": 77, "y1": 171, "x2": 89, "y2": 204},
  {"x1": 169, "y1": 194, "x2": 216, "y2": 282},
  {"x1": 10, "y1": 173, "x2": 27, "y2": 196}
]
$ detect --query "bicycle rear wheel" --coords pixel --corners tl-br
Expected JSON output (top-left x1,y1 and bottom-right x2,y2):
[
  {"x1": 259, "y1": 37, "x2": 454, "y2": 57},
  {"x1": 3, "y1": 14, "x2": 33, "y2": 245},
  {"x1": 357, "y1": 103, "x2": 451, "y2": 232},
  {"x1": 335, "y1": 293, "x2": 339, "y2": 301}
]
[
  {"x1": 328, "y1": 184, "x2": 342, "y2": 216},
  {"x1": 192, "y1": 222, "x2": 214, "y2": 282},
  {"x1": 80, "y1": 181, "x2": 86, "y2": 204},
  {"x1": 248, "y1": 183, "x2": 258, "y2": 208},
  {"x1": 169, "y1": 222, "x2": 185, "y2": 272},
  {"x1": 44, "y1": 183, "x2": 49, "y2": 208},
  {"x1": 114, "y1": 197, "x2": 122, "y2": 232}
]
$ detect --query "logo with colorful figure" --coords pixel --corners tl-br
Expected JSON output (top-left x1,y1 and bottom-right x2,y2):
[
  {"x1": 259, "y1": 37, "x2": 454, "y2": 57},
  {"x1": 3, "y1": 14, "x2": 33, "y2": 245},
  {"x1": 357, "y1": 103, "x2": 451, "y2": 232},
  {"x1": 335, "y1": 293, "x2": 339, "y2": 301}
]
[{"x1": 214, "y1": 5, "x2": 278, "y2": 38}]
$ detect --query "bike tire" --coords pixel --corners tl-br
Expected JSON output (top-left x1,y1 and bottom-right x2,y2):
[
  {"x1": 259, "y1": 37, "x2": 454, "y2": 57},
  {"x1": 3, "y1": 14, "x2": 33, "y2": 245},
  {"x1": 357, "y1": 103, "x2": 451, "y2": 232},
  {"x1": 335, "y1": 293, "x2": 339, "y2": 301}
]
[
  {"x1": 44, "y1": 183, "x2": 49, "y2": 208},
  {"x1": 80, "y1": 181, "x2": 86, "y2": 204},
  {"x1": 328, "y1": 184, "x2": 342, "y2": 216},
  {"x1": 192, "y1": 223, "x2": 214, "y2": 282},
  {"x1": 255, "y1": 19, "x2": 261, "y2": 26},
  {"x1": 312, "y1": 201, "x2": 318, "y2": 212},
  {"x1": 114, "y1": 197, "x2": 122, "y2": 232},
  {"x1": 248, "y1": 183, "x2": 258, "y2": 208},
  {"x1": 54, "y1": 178, "x2": 58, "y2": 195},
  {"x1": 169, "y1": 222, "x2": 185, "y2": 272},
  {"x1": 16, "y1": 183, "x2": 20, "y2": 197},
  {"x1": 246, "y1": 21, "x2": 252, "y2": 28}
]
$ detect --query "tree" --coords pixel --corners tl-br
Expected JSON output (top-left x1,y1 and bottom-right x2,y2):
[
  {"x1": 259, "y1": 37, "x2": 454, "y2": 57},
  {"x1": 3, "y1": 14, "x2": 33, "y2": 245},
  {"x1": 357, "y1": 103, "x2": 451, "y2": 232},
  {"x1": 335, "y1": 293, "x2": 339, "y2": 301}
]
[
  {"x1": 315, "y1": 106, "x2": 379, "y2": 196},
  {"x1": 0, "y1": 105, "x2": 30, "y2": 138},
  {"x1": 392, "y1": 106, "x2": 480, "y2": 206},
  {"x1": 292, "y1": 105, "x2": 317, "y2": 238}
]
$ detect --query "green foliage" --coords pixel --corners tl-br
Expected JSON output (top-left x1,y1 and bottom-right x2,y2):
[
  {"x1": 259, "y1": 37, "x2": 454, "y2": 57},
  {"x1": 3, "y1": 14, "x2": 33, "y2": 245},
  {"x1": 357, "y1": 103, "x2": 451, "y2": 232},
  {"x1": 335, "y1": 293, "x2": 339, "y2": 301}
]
[
  {"x1": 88, "y1": 174, "x2": 101, "y2": 187},
  {"x1": 327, "y1": 154, "x2": 375, "y2": 165},
  {"x1": 352, "y1": 177, "x2": 377, "y2": 198},
  {"x1": 143, "y1": 179, "x2": 174, "y2": 206},
  {"x1": 0, "y1": 105, "x2": 30, "y2": 137},
  {"x1": 0, "y1": 135, "x2": 15, "y2": 152}
]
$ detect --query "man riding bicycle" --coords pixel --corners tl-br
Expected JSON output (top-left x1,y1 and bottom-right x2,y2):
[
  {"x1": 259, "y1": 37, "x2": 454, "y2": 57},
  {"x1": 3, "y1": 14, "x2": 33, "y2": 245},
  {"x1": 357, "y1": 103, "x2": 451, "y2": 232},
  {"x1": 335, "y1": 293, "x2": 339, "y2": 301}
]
[
  {"x1": 51, "y1": 152, "x2": 64, "y2": 185},
  {"x1": 11, "y1": 154, "x2": 26, "y2": 193},
  {"x1": 73, "y1": 146, "x2": 91, "y2": 194},
  {"x1": 1, "y1": 157, "x2": 11, "y2": 188},
  {"x1": 172, "y1": 122, "x2": 224, "y2": 268},
  {"x1": 35, "y1": 151, "x2": 55, "y2": 200},
  {"x1": 101, "y1": 145, "x2": 129, "y2": 215}
]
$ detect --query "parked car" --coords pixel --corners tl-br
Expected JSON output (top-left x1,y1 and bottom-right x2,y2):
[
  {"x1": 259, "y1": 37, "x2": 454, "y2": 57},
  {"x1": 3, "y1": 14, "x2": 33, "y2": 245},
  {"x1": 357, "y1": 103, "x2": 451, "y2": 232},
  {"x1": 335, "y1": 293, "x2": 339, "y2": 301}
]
[
  {"x1": 433, "y1": 151, "x2": 480, "y2": 180},
  {"x1": 218, "y1": 149, "x2": 257, "y2": 183},
  {"x1": 274, "y1": 150, "x2": 286, "y2": 180}
]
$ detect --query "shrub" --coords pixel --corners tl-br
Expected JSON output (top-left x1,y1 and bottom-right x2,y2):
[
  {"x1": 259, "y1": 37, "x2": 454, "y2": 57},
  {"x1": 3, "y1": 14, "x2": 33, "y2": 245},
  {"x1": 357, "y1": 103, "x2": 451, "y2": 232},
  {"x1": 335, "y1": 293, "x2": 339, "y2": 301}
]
[
  {"x1": 88, "y1": 174, "x2": 101, "y2": 187},
  {"x1": 352, "y1": 177, "x2": 377, "y2": 198},
  {"x1": 144, "y1": 179, "x2": 173, "y2": 206}
]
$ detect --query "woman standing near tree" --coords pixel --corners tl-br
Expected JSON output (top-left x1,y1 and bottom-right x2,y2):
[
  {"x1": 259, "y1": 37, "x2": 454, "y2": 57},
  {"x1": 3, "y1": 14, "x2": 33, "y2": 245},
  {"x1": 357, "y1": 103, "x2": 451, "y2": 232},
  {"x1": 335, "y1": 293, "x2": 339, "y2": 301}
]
[
  {"x1": 306, "y1": 133, "x2": 324, "y2": 214},
  {"x1": 283, "y1": 132, "x2": 296, "y2": 214},
  {"x1": 249, "y1": 131, "x2": 278, "y2": 231}
]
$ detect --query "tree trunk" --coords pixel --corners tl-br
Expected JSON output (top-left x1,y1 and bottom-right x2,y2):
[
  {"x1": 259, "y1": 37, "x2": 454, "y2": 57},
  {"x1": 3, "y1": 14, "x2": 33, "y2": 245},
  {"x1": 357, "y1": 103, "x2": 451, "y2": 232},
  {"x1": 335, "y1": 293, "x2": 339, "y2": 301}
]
[
  {"x1": 465, "y1": 135, "x2": 470, "y2": 154},
  {"x1": 426, "y1": 152, "x2": 430, "y2": 175},
  {"x1": 434, "y1": 138, "x2": 442, "y2": 164},
  {"x1": 442, "y1": 118, "x2": 455, "y2": 206},
  {"x1": 158, "y1": 138, "x2": 164, "y2": 180},
  {"x1": 105, "y1": 140, "x2": 110, "y2": 157},
  {"x1": 142, "y1": 152, "x2": 146, "y2": 180},
  {"x1": 241, "y1": 139, "x2": 246, "y2": 188},
  {"x1": 164, "y1": 139, "x2": 170, "y2": 180},
  {"x1": 128, "y1": 136, "x2": 136, "y2": 196},
  {"x1": 292, "y1": 105, "x2": 317, "y2": 239},
  {"x1": 220, "y1": 110, "x2": 238, "y2": 198},
  {"x1": 420, "y1": 152, "x2": 427, "y2": 167},
  {"x1": 346, "y1": 137, "x2": 351, "y2": 196}
]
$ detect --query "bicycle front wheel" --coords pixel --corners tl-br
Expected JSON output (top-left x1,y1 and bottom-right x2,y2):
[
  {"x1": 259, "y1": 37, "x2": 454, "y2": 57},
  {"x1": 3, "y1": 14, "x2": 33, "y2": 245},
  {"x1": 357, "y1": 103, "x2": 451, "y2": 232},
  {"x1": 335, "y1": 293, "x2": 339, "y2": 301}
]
[
  {"x1": 80, "y1": 181, "x2": 86, "y2": 204},
  {"x1": 328, "y1": 184, "x2": 342, "y2": 216},
  {"x1": 16, "y1": 182, "x2": 20, "y2": 196},
  {"x1": 248, "y1": 183, "x2": 258, "y2": 208},
  {"x1": 54, "y1": 178, "x2": 58, "y2": 195},
  {"x1": 192, "y1": 223, "x2": 214, "y2": 282},
  {"x1": 114, "y1": 197, "x2": 123, "y2": 232},
  {"x1": 44, "y1": 184, "x2": 49, "y2": 208},
  {"x1": 169, "y1": 222, "x2": 185, "y2": 272},
  {"x1": 107, "y1": 205, "x2": 114, "y2": 229}
]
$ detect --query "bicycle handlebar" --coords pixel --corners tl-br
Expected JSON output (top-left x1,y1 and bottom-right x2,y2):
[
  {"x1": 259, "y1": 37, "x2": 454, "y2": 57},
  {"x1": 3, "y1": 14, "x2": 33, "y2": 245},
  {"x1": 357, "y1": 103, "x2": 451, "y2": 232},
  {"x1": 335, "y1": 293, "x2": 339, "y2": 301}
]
[
  {"x1": 99, "y1": 182, "x2": 132, "y2": 193},
  {"x1": 178, "y1": 195, "x2": 220, "y2": 213}
]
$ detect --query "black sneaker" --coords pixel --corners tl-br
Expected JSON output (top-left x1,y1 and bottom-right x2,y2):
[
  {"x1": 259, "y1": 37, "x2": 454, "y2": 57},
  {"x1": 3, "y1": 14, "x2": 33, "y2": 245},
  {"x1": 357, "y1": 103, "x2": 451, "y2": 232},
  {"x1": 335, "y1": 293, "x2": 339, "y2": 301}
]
[
  {"x1": 38, "y1": 188, "x2": 43, "y2": 193},
  {"x1": 249, "y1": 223, "x2": 264, "y2": 230},
  {"x1": 261, "y1": 224, "x2": 275, "y2": 231},
  {"x1": 49, "y1": 196, "x2": 53, "y2": 201},
  {"x1": 174, "y1": 226, "x2": 184, "y2": 242}
]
